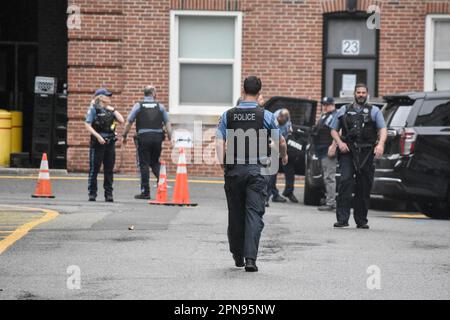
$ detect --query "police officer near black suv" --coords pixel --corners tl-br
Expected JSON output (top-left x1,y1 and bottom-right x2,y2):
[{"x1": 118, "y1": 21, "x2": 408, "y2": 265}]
[
  {"x1": 313, "y1": 97, "x2": 338, "y2": 211},
  {"x1": 85, "y1": 88, "x2": 125, "y2": 202},
  {"x1": 330, "y1": 83, "x2": 387, "y2": 229}
]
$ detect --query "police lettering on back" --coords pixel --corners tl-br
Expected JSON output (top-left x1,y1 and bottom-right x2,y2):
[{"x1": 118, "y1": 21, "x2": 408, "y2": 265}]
[{"x1": 233, "y1": 112, "x2": 256, "y2": 121}]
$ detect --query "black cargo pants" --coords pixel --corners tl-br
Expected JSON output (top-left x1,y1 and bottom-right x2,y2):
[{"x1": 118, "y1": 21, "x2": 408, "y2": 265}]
[
  {"x1": 137, "y1": 132, "x2": 163, "y2": 196},
  {"x1": 224, "y1": 172, "x2": 268, "y2": 260},
  {"x1": 88, "y1": 136, "x2": 116, "y2": 198},
  {"x1": 336, "y1": 149, "x2": 374, "y2": 226}
]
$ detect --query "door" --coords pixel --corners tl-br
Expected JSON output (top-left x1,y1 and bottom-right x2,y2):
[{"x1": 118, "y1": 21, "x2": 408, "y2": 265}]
[
  {"x1": 264, "y1": 96, "x2": 318, "y2": 175},
  {"x1": 323, "y1": 14, "x2": 379, "y2": 98}
]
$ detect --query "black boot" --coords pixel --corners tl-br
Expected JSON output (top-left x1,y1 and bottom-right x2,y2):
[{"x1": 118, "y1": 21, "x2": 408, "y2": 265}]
[
  {"x1": 245, "y1": 258, "x2": 258, "y2": 272},
  {"x1": 233, "y1": 254, "x2": 245, "y2": 267},
  {"x1": 333, "y1": 222, "x2": 349, "y2": 228},
  {"x1": 134, "y1": 193, "x2": 150, "y2": 200},
  {"x1": 272, "y1": 195, "x2": 287, "y2": 203}
]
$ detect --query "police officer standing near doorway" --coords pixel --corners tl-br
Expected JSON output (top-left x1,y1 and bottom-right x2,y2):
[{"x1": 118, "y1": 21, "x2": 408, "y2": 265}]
[
  {"x1": 216, "y1": 76, "x2": 288, "y2": 272},
  {"x1": 330, "y1": 84, "x2": 387, "y2": 229},
  {"x1": 122, "y1": 86, "x2": 172, "y2": 200},
  {"x1": 85, "y1": 88, "x2": 125, "y2": 202},
  {"x1": 313, "y1": 97, "x2": 338, "y2": 211}
]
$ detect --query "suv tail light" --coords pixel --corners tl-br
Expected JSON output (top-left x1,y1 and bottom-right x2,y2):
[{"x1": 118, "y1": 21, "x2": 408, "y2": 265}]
[{"x1": 400, "y1": 128, "x2": 417, "y2": 156}]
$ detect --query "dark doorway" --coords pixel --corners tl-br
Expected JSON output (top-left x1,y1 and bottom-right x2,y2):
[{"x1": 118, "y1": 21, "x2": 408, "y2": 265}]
[
  {"x1": 0, "y1": 0, "x2": 67, "y2": 165},
  {"x1": 322, "y1": 12, "x2": 379, "y2": 99}
]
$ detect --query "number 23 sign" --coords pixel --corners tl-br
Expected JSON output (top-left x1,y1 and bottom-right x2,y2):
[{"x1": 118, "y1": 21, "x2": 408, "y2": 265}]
[{"x1": 342, "y1": 40, "x2": 360, "y2": 55}]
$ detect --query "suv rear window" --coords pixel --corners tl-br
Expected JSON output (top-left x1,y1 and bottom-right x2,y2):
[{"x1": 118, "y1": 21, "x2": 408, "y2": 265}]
[
  {"x1": 383, "y1": 101, "x2": 413, "y2": 127},
  {"x1": 416, "y1": 99, "x2": 450, "y2": 126}
]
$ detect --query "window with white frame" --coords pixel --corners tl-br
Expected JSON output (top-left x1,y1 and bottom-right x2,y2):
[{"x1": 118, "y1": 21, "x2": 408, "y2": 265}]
[
  {"x1": 170, "y1": 11, "x2": 242, "y2": 115},
  {"x1": 425, "y1": 15, "x2": 450, "y2": 91}
]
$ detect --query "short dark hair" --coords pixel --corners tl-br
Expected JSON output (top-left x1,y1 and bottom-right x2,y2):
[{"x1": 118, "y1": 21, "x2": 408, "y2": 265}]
[
  {"x1": 144, "y1": 85, "x2": 156, "y2": 97},
  {"x1": 244, "y1": 76, "x2": 262, "y2": 96},
  {"x1": 354, "y1": 83, "x2": 368, "y2": 92}
]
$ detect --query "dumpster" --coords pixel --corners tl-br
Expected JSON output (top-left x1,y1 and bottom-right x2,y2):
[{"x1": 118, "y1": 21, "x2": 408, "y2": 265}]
[
  {"x1": 0, "y1": 110, "x2": 12, "y2": 166},
  {"x1": 10, "y1": 111, "x2": 23, "y2": 153}
]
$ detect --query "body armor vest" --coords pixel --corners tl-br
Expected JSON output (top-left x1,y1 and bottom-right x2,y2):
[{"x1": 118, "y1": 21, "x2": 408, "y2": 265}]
[
  {"x1": 226, "y1": 107, "x2": 270, "y2": 164},
  {"x1": 136, "y1": 102, "x2": 164, "y2": 131},
  {"x1": 92, "y1": 105, "x2": 116, "y2": 135},
  {"x1": 339, "y1": 103, "x2": 378, "y2": 146},
  {"x1": 314, "y1": 111, "x2": 335, "y2": 145}
]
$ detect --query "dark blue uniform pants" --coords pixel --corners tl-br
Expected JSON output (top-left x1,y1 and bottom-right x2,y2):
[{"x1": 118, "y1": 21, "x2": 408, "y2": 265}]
[
  {"x1": 88, "y1": 137, "x2": 116, "y2": 197},
  {"x1": 336, "y1": 150, "x2": 374, "y2": 225},
  {"x1": 266, "y1": 160, "x2": 295, "y2": 200},
  {"x1": 137, "y1": 132, "x2": 163, "y2": 195},
  {"x1": 224, "y1": 173, "x2": 268, "y2": 260}
]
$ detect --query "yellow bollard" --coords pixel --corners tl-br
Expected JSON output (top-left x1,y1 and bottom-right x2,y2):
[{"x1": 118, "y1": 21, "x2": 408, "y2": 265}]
[
  {"x1": 10, "y1": 111, "x2": 23, "y2": 153},
  {"x1": 0, "y1": 110, "x2": 12, "y2": 166}
]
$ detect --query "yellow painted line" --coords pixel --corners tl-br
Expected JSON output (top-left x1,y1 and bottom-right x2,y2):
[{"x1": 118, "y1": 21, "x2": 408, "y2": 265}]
[
  {"x1": 390, "y1": 213, "x2": 428, "y2": 219},
  {"x1": 0, "y1": 175, "x2": 305, "y2": 187},
  {"x1": 0, "y1": 205, "x2": 59, "y2": 255}
]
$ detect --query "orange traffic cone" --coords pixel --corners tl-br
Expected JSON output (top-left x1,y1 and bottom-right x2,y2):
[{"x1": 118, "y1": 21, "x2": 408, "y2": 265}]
[
  {"x1": 32, "y1": 153, "x2": 55, "y2": 198},
  {"x1": 149, "y1": 161, "x2": 168, "y2": 205},
  {"x1": 171, "y1": 148, "x2": 197, "y2": 207}
]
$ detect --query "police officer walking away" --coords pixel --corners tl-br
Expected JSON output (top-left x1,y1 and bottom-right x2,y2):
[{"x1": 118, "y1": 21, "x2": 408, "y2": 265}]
[
  {"x1": 122, "y1": 86, "x2": 172, "y2": 200},
  {"x1": 216, "y1": 76, "x2": 288, "y2": 272},
  {"x1": 330, "y1": 84, "x2": 387, "y2": 228},
  {"x1": 314, "y1": 97, "x2": 338, "y2": 211},
  {"x1": 85, "y1": 88, "x2": 125, "y2": 202}
]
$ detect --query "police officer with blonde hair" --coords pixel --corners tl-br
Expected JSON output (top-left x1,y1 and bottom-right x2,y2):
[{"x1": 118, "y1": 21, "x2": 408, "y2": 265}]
[{"x1": 85, "y1": 88, "x2": 125, "y2": 202}]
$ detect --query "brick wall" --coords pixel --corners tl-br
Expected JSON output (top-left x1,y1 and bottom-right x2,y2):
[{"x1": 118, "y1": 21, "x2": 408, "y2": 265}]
[{"x1": 67, "y1": 0, "x2": 450, "y2": 176}]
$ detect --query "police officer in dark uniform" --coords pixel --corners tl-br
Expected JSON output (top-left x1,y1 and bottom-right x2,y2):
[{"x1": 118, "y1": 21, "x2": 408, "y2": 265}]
[
  {"x1": 85, "y1": 88, "x2": 125, "y2": 202},
  {"x1": 330, "y1": 84, "x2": 387, "y2": 229},
  {"x1": 313, "y1": 97, "x2": 338, "y2": 211},
  {"x1": 122, "y1": 86, "x2": 172, "y2": 199},
  {"x1": 216, "y1": 76, "x2": 288, "y2": 272}
]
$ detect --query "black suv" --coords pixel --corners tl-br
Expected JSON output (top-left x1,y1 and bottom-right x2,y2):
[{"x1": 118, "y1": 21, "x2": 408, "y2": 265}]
[
  {"x1": 264, "y1": 96, "x2": 318, "y2": 176},
  {"x1": 303, "y1": 98, "x2": 384, "y2": 205},
  {"x1": 373, "y1": 91, "x2": 450, "y2": 219}
]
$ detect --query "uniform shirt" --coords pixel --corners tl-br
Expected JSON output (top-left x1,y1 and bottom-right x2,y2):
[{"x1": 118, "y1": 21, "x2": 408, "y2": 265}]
[
  {"x1": 329, "y1": 103, "x2": 386, "y2": 131},
  {"x1": 216, "y1": 101, "x2": 280, "y2": 176},
  {"x1": 315, "y1": 109, "x2": 337, "y2": 159},
  {"x1": 273, "y1": 109, "x2": 293, "y2": 140},
  {"x1": 127, "y1": 96, "x2": 169, "y2": 134},
  {"x1": 85, "y1": 105, "x2": 117, "y2": 138}
]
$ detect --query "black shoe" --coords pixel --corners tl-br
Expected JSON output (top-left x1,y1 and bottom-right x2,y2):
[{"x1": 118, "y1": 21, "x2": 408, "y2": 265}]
[
  {"x1": 333, "y1": 222, "x2": 349, "y2": 228},
  {"x1": 88, "y1": 195, "x2": 96, "y2": 202},
  {"x1": 105, "y1": 195, "x2": 114, "y2": 202},
  {"x1": 272, "y1": 195, "x2": 287, "y2": 203},
  {"x1": 134, "y1": 194, "x2": 150, "y2": 200},
  {"x1": 283, "y1": 193, "x2": 299, "y2": 203},
  {"x1": 245, "y1": 258, "x2": 258, "y2": 272},
  {"x1": 265, "y1": 200, "x2": 270, "y2": 207},
  {"x1": 357, "y1": 224, "x2": 370, "y2": 229},
  {"x1": 233, "y1": 254, "x2": 245, "y2": 268},
  {"x1": 318, "y1": 205, "x2": 335, "y2": 211}
]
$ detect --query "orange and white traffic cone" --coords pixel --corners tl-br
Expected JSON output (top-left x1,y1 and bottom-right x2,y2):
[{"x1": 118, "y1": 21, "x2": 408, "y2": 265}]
[
  {"x1": 32, "y1": 153, "x2": 55, "y2": 198},
  {"x1": 171, "y1": 148, "x2": 197, "y2": 206},
  {"x1": 149, "y1": 161, "x2": 168, "y2": 205}
]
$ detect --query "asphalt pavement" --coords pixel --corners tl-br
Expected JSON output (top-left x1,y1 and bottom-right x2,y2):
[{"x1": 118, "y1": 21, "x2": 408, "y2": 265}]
[{"x1": 0, "y1": 174, "x2": 449, "y2": 300}]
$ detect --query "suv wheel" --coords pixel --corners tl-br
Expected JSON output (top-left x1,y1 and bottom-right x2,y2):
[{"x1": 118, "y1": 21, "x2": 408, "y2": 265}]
[{"x1": 418, "y1": 200, "x2": 450, "y2": 220}]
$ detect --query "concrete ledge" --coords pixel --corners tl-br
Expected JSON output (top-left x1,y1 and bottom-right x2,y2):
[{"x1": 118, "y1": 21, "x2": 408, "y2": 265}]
[{"x1": 0, "y1": 167, "x2": 68, "y2": 176}]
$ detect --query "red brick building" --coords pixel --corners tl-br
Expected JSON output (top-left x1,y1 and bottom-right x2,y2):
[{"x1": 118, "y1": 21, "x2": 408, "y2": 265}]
[{"x1": 2, "y1": 0, "x2": 450, "y2": 175}]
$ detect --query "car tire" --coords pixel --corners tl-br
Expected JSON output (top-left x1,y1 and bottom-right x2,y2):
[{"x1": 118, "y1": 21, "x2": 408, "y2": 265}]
[
  {"x1": 417, "y1": 200, "x2": 450, "y2": 220},
  {"x1": 304, "y1": 174, "x2": 322, "y2": 206}
]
